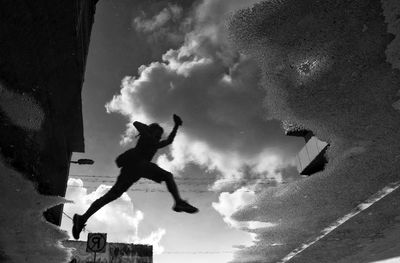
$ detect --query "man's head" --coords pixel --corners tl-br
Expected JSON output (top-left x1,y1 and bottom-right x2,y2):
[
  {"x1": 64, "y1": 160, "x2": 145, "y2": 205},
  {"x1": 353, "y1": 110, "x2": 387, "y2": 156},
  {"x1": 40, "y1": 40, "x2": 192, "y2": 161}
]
[{"x1": 148, "y1": 123, "x2": 164, "y2": 140}]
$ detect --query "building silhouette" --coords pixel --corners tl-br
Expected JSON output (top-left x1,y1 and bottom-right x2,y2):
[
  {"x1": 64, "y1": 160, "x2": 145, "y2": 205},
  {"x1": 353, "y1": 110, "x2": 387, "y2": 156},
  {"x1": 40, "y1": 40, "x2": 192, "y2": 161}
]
[
  {"x1": 283, "y1": 121, "x2": 329, "y2": 175},
  {"x1": 0, "y1": 0, "x2": 98, "y2": 225},
  {"x1": 64, "y1": 240, "x2": 153, "y2": 263}
]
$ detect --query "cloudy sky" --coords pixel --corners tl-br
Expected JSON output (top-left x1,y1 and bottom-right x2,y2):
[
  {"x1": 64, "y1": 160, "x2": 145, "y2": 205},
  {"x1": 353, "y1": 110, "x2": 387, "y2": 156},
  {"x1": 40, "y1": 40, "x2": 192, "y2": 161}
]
[
  {"x1": 59, "y1": 0, "x2": 400, "y2": 263},
  {"x1": 60, "y1": 0, "x2": 304, "y2": 263},
  {"x1": 1, "y1": 0, "x2": 400, "y2": 263}
]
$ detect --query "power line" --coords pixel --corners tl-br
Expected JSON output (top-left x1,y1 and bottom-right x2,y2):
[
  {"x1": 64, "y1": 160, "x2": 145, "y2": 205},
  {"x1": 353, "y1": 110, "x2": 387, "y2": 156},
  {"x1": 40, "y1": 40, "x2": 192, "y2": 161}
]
[
  {"x1": 71, "y1": 174, "x2": 217, "y2": 178},
  {"x1": 69, "y1": 175, "x2": 280, "y2": 183},
  {"x1": 63, "y1": 211, "x2": 73, "y2": 221},
  {"x1": 68, "y1": 178, "x2": 277, "y2": 187},
  {"x1": 67, "y1": 174, "x2": 283, "y2": 194},
  {"x1": 69, "y1": 179, "x2": 215, "y2": 185},
  {"x1": 66, "y1": 184, "x2": 263, "y2": 194},
  {"x1": 66, "y1": 185, "x2": 214, "y2": 193},
  {"x1": 70, "y1": 174, "x2": 219, "y2": 181},
  {"x1": 162, "y1": 250, "x2": 238, "y2": 254}
]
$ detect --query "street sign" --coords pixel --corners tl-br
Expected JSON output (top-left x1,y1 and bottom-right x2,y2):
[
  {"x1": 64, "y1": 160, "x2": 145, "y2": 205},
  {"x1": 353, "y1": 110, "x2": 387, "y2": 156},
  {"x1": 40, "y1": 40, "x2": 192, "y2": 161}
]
[{"x1": 86, "y1": 233, "x2": 107, "y2": 253}]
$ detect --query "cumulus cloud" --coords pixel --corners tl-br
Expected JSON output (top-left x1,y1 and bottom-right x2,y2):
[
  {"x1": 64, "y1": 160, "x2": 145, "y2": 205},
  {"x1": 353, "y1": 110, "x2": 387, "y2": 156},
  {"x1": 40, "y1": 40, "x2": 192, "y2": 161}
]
[
  {"x1": 212, "y1": 187, "x2": 256, "y2": 228},
  {"x1": 212, "y1": 187, "x2": 276, "y2": 230},
  {"x1": 138, "y1": 228, "x2": 166, "y2": 255},
  {"x1": 106, "y1": 50, "x2": 293, "y2": 189},
  {"x1": 134, "y1": 4, "x2": 183, "y2": 33},
  {"x1": 62, "y1": 178, "x2": 166, "y2": 254},
  {"x1": 156, "y1": 133, "x2": 295, "y2": 191},
  {"x1": 107, "y1": 0, "x2": 297, "y2": 193},
  {"x1": 132, "y1": 4, "x2": 190, "y2": 59}
]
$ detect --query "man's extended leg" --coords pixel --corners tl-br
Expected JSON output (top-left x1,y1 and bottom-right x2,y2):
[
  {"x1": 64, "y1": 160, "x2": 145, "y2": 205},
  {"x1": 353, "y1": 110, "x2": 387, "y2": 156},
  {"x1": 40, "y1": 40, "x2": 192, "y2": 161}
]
[
  {"x1": 72, "y1": 189, "x2": 122, "y2": 239},
  {"x1": 72, "y1": 172, "x2": 134, "y2": 239},
  {"x1": 83, "y1": 189, "x2": 122, "y2": 222}
]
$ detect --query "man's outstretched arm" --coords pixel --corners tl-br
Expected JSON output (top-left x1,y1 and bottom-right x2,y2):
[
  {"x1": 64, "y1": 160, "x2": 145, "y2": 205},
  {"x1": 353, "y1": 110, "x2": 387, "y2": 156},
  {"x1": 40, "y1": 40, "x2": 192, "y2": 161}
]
[{"x1": 158, "y1": 114, "x2": 182, "y2": 148}]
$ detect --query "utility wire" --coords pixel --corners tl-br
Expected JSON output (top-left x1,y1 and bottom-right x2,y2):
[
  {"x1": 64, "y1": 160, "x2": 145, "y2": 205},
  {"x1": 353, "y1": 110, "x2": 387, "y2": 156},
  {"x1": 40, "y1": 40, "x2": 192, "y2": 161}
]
[
  {"x1": 162, "y1": 250, "x2": 238, "y2": 254},
  {"x1": 70, "y1": 174, "x2": 221, "y2": 181},
  {"x1": 67, "y1": 174, "x2": 284, "y2": 195},
  {"x1": 63, "y1": 211, "x2": 73, "y2": 221},
  {"x1": 68, "y1": 179, "x2": 277, "y2": 186},
  {"x1": 66, "y1": 185, "x2": 260, "y2": 194},
  {"x1": 70, "y1": 179, "x2": 215, "y2": 185},
  {"x1": 66, "y1": 185, "x2": 215, "y2": 193},
  {"x1": 69, "y1": 175, "x2": 280, "y2": 184}
]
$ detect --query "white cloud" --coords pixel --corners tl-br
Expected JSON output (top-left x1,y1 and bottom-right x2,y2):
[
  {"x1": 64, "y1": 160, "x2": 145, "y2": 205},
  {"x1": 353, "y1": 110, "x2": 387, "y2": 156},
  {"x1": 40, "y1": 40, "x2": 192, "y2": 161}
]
[
  {"x1": 156, "y1": 133, "x2": 290, "y2": 191},
  {"x1": 134, "y1": 4, "x2": 183, "y2": 33},
  {"x1": 137, "y1": 228, "x2": 166, "y2": 255},
  {"x1": 212, "y1": 187, "x2": 277, "y2": 231},
  {"x1": 62, "y1": 178, "x2": 166, "y2": 254},
  {"x1": 106, "y1": 0, "x2": 296, "y2": 191},
  {"x1": 212, "y1": 187, "x2": 256, "y2": 228},
  {"x1": 247, "y1": 221, "x2": 277, "y2": 230}
]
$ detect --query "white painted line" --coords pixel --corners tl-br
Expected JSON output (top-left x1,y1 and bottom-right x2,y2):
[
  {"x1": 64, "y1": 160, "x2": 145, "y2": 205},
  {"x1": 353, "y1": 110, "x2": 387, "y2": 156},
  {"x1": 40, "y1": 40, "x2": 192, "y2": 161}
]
[{"x1": 279, "y1": 181, "x2": 400, "y2": 263}]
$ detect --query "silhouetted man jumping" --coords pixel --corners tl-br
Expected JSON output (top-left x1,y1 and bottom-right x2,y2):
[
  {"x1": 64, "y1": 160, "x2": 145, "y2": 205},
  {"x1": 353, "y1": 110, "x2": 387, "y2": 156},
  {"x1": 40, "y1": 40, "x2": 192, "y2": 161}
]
[{"x1": 72, "y1": 114, "x2": 198, "y2": 240}]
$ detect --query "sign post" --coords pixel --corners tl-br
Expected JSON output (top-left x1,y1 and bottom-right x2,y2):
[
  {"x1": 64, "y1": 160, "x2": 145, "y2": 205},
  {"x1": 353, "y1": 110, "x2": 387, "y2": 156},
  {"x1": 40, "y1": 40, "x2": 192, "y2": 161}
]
[{"x1": 86, "y1": 233, "x2": 107, "y2": 263}]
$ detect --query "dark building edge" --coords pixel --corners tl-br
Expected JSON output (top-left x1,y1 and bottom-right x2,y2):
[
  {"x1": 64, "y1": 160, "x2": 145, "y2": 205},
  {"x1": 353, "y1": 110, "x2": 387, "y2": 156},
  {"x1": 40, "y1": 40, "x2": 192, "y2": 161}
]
[{"x1": 0, "y1": 0, "x2": 98, "y2": 225}]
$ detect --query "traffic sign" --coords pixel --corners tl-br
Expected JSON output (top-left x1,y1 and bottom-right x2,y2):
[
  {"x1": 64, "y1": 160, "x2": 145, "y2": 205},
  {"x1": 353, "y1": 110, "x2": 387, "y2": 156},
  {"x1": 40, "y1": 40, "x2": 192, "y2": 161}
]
[{"x1": 86, "y1": 233, "x2": 107, "y2": 253}]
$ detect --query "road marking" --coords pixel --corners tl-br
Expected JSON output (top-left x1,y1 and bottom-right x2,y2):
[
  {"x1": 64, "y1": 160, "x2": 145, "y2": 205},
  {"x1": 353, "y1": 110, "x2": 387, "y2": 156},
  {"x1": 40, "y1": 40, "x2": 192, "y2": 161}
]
[{"x1": 279, "y1": 181, "x2": 400, "y2": 263}]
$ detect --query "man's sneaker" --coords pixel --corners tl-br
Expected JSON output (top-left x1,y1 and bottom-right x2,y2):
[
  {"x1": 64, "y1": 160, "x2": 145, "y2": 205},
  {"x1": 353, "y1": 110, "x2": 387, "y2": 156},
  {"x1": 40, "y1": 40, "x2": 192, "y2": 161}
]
[
  {"x1": 72, "y1": 214, "x2": 86, "y2": 240},
  {"x1": 173, "y1": 200, "x2": 199, "y2": 214}
]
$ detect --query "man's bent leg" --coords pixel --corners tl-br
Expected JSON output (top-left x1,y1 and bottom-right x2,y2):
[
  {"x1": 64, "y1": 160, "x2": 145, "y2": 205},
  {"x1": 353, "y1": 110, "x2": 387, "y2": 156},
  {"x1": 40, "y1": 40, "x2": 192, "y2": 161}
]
[
  {"x1": 140, "y1": 162, "x2": 198, "y2": 214},
  {"x1": 140, "y1": 162, "x2": 182, "y2": 202},
  {"x1": 164, "y1": 172, "x2": 182, "y2": 203}
]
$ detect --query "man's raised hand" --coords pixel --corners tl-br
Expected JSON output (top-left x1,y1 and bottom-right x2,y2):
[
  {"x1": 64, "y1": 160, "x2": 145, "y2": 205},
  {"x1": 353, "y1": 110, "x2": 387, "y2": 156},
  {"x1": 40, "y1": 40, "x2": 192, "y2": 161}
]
[{"x1": 173, "y1": 114, "x2": 183, "y2": 126}]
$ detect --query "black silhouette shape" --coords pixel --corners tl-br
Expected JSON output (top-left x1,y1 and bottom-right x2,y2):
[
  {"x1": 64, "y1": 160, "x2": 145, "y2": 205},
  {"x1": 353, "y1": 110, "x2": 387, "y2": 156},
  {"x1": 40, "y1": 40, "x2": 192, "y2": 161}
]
[{"x1": 72, "y1": 114, "x2": 198, "y2": 240}]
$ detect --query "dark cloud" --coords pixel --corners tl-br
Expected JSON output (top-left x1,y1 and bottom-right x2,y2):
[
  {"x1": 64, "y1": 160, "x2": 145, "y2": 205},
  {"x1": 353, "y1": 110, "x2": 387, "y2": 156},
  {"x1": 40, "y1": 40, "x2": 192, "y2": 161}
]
[
  {"x1": 132, "y1": 2, "x2": 194, "y2": 60},
  {"x1": 133, "y1": 4, "x2": 183, "y2": 33},
  {"x1": 228, "y1": 0, "x2": 400, "y2": 262}
]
